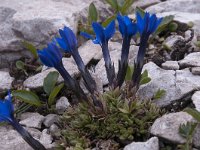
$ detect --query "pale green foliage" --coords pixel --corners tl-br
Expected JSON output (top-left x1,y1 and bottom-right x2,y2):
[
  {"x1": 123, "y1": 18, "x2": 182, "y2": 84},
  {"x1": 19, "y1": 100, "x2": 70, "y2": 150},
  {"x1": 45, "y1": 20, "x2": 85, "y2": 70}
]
[
  {"x1": 60, "y1": 88, "x2": 162, "y2": 149},
  {"x1": 178, "y1": 122, "x2": 197, "y2": 150}
]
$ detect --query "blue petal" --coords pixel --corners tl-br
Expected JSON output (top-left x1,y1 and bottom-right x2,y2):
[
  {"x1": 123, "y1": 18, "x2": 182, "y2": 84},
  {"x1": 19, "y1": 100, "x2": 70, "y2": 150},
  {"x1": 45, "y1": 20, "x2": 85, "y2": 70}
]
[
  {"x1": 156, "y1": 17, "x2": 163, "y2": 28},
  {"x1": 92, "y1": 39, "x2": 100, "y2": 44},
  {"x1": 148, "y1": 14, "x2": 157, "y2": 33},
  {"x1": 127, "y1": 23, "x2": 138, "y2": 36},
  {"x1": 0, "y1": 92, "x2": 14, "y2": 122},
  {"x1": 136, "y1": 12, "x2": 145, "y2": 34},
  {"x1": 117, "y1": 14, "x2": 126, "y2": 36},
  {"x1": 105, "y1": 20, "x2": 115, "y2": 40},
  {"x1": 56, "y1": 37, "x2": 68, "y2": 51},
  {"x1": 80, "y1": 32, "x2": 94, "y2": 40},
  {"x1": 124, "y1": 16, "x2": 132, "y2": 25},
  {"x1": 92, "y1": 22, "x2": 105, "y2": 45},
  {"x1": 38, "y1": 50, "x2": 54, "y2": 67},
  {"x1": 59, "y1": 26, "x2": 77, "y2": 52},
  {"x1": 143, "y1": 12, "x2": 150, "y2": 33},
  {"x1": 47, "y1": 43, "x2": 62, "y2": 65},
  {"x1": 63, "y1": 26, "x2": 77, "y2": 48}
]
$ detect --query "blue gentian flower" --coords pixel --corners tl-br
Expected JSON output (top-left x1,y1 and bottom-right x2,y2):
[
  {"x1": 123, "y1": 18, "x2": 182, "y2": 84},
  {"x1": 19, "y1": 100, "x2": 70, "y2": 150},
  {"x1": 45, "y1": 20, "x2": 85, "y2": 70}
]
[
  {"x1": 38, "y1": 42, "x2": 88, "y2": 101},
  {"x1": 37, "y1": 43, "x2": 62, "y2": 69},
  {"x1": 0, "y1": 91, "x2": 13, "y2": 122},
  {"x1": 117, "y1": 14, "x2": 137, "y2": 37},
  {"x1": 0, "y1": 92, "x2": 46, "y2": 150},
  {"x1": 57, "y1": 26, "x2": 97, "y2": 94},
  {"x1": 136, "y1": 12, "x2": 162, "y2": 36},
  {"x1": 81, "y1": 21, "x2": 116, "y2": 85},
  {"x1": 56, "y1": 26, "x2": 77, "y2": 52},
  {"x1": 81, "y1": 20, "x2": 115, "y2": 45},
  {"x1": 116, "y1": 14, "x2": 138, "y2": 87},
  {"x1": 131, "y1": 12, "x2": 162, "y2": 89}
]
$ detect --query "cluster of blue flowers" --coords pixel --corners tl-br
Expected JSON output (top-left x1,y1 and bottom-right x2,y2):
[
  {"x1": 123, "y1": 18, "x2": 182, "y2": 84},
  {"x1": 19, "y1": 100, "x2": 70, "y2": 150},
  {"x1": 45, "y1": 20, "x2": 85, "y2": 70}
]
[{"x1": 0, "y1": 12, "x2": 162, "y2": 150}]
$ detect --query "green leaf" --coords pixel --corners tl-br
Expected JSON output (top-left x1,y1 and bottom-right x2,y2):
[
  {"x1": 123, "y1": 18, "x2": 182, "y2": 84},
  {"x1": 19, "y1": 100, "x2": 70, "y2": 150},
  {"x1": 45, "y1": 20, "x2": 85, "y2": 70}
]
[
  {"x1": 125, "y1": 65, "x2": 134, "y2": 81},
  {"x1": 12, "y1": 90, "x2": 42, "y2": 106},
  {"x1": 139, "y1": 70, "x2": 151, "y2": 85},
  {"x1": 153, "y1": 89, "x2": 166, "y2": 100},
  {"x1": 88, "y1": 3, "x2": 98, "y2": 25},
  {"x1": 184, "y1": 108, "x2": 200, "y2": 122},
  {"x1": 105, "y1": 0, "x2": 119, "y2": 11},
  {"x1": 35, "y1": 65, "x2": 43, "y2": 72},
  {"x1": 141, "y1": 70, "x2": 148, "y2": 79},
  {"x1": 179, "y1": 122, "x2": 197, "y2": 138},
  {"x1": 154, "y1": 15, "x2": 174, "y2": 36},
  {"x1": 43, "y1": 71, "x2": 59, "y2": 95},
  {"x1": 120, "y1": 0, "x2": 135, "y2": 15},
  {"x1": 16, "y1": 60, "x2": 28, "y2": 76},
  {"x1": 135, "y1": 7, "x2": 145, "y2": 18},
  {"x1": 48, "y1": 83, "x2": 64, "y2": 106},
  {"x1": 102, "y1": 15, "x2": 116, "y2": 27},
  {"x1": 168, "y1": 22, "x2": 178, "y2": 32},
  {"x1": 118, "y1": 108, "x2": 129, "y2": 114},
  {"x1": 22, "y1": 41, "x2": 38, "y2": 59},
  {"x1": 16, "y1": 60, "x2": 25, "y2": 70},
  {"x1": 140, "y1": 77, "x2": 151, "y2": 85}
]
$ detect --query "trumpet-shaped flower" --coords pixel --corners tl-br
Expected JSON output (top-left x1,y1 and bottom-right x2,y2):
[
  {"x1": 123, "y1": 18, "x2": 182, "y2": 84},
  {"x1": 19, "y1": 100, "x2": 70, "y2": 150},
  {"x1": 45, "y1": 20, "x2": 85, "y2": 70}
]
[
  {"x1": 81, "y1": 21, "x2": 115, "y2": 85},
  {"x1": 117, "y1": 14, "x2": 137, "y2": 37},
  {"x1": 136, "y1": 12, "x2": 162, "y2": 36},
  {"x1": 56, "y1": 26, "x2": 78, "y2": 52},
  {"x1": 116, "y1": 14, "x2": 138, "y2": 87},
  {"x1": 0, "y1": 92, "x2": 46, "y2": 150},
  {"x1": 57, "y1": 26, "x2": 97, "y2": 94},
  {"x1": 132, "y1": 12, "x2": 162, "y2": 89},
  {"x1": 81, "y1": 20, "x2": 115, "y2": 45},
  {"x1": 38, "y1": 42, "x2": 88, "y2": 101},
  {"x1": 0, "y1": 91, "x2": 13, "y2": 122},
  {"x1": 37, "y1": 43, "x2": 62, "y2": 69}
]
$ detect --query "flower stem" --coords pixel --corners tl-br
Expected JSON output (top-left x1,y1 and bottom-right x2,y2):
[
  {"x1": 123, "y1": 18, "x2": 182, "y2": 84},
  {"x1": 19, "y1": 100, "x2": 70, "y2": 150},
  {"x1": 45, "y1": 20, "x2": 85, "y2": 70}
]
[
  {"x1": 131, "y1": 34, "x2": 149, "y2": 89},
  {"x1": 101, "y1": 43, "x2": 115, "y2": 86},
  {"x1": 10, "y1": 119, "x2": 46, "y2": 150},
  {"x1": 116, "y1": 36, "x2": 131, "y2": 88}
]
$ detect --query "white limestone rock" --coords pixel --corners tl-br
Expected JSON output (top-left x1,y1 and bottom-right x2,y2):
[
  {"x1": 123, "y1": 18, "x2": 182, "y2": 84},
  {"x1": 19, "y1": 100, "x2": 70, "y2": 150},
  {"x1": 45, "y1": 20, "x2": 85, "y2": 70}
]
[
  {"x1": 151, "y1": 112, "x2": 194, "y2": 144},
  {"x1": 124, "y1": 137, "x2": 159, "y2": 150},
  {"x1": 162, "y1": 61, "x2": 179, "y2": 70}
]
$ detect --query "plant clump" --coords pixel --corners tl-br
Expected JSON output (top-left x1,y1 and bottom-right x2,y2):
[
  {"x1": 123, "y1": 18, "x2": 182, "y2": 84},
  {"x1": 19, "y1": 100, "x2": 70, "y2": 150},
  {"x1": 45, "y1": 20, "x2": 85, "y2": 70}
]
[{"x1": 59, "y1": 87, "x2": 162, "y2": 149}]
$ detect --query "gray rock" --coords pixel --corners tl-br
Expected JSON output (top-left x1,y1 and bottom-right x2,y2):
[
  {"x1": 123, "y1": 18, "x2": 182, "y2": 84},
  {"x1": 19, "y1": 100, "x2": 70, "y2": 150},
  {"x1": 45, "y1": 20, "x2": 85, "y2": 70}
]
[
  {"x1": 137, "y1": 62, "x2": 177, "y2": 106},
  {"x1": 124, "y1": 137, "x2": 159, "y2": 150},
  {"x1": 56, "y1": 96, "x2": 70, "y2": 114},
  {"x1": 50, "y1": 124, "x2": 61, "y2": 137},
  {"x1": 179, "y1": 52, "x2": 200, "y2": 68},
  {"x1": 151, "y1": 112, "x2": 194, "y2": 144},
  {"x1": 95, "y1": 44, "x2": 139, "y2": 85},
  {"x1": 0, "y1": 0, "x2": 110, "y2": 68},
  {"x1": 23, "y1": 40, "x2": 102, "y2": 89},
  {"x1": 146, "y1": 0, "x2": 200, "y2": 47},
  {"x1": 163, "y1": 35, "x2": 184, "y2": 51},
  {"x1": 43, "y1": 114, "x2": 59, "y2": 128},
  {"x1": 162, "y1": 61, "x2": 179, "y2": 70},
  {"x1": 0, "y1": 125, "x2": 41, "y2": 150},
  {"x1": 0, "y1": 71, "x2": 14, "y2": 90},
  {"x1": 193, "y1": 124, "x2": 200, "y2": 148},
  {"x1": 19, "y1": 112, "x2": 40, "y2": 120},
  {"x1": 191, "y1": 91, "x2": 200, "y2": 112},
  {"x1": 191, "y1": 67, "x2": 200, "y2": 75},
  {"x1": 19, "y1": 113, "x2": 44, "y2": 129},
  {"x1": 40, "y1": 129, "x2": 55, "y2": 149},
  {"x1": 132, "y1": 0, "x2": 160, "y2": 8},
  {"x1": 138, "y1": 62, "x2": 200, "y2": 107}
]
